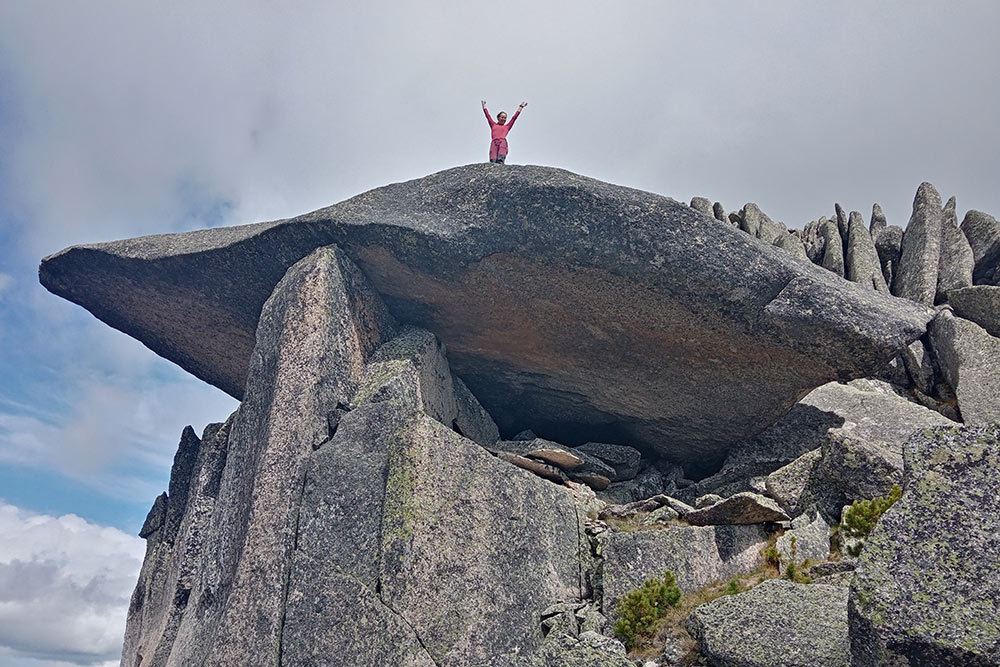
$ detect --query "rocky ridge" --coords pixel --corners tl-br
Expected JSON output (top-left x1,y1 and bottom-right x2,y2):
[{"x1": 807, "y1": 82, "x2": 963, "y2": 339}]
[{"x1": 38, "y1": 165, "x2": 1000, "y2": 666}]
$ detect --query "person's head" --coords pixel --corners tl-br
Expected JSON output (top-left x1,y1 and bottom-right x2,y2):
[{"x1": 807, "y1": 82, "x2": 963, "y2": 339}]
[{"x1": 497, "y1": 111, "x2": 507, "y2": 124}]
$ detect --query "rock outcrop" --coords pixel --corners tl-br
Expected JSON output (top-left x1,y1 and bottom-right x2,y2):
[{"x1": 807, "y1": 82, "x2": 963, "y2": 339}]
[
  {"x1": 687, "y1": 580, "x2": 850, "y2": 667},
  {"x1": 39, "y1": 166, "x2": 1000, "y2": 666},
  {"x1": 928, "y1": 310, "x2": 1000, "y2": 423},
  {"x1": 850, "y1": 424, "x2": 1000, "y2": 666},
  {"x1": 598, "y1": 524, "x2": 769, "y2": 600},
  {"x1": 893, "y1": 183, "x2": 944, "y2": 305},
  {"x1": 39, "y1": 164, "x2": 934, "y2": 463}
]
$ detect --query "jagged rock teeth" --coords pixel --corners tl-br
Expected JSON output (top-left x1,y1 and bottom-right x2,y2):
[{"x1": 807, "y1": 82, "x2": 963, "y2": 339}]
[
  {"x1": 892, "y1": 182, "x2": 944, "y2": 305},
  {"x1": 937, "y1": 195, "x2": 975, "y2": 301},
  {"x1": 845, "y1": 210, "x2": 889, "y2": 292},
  {"x1": 961, "y1": 209, "x2": 1000, "y2": 285}
]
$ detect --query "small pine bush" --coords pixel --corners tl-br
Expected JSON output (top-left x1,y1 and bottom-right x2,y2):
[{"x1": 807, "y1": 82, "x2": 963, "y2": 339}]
[
  {"x1": 613, "y1": 570, "x2": 682, "y2": 650},
  {"x1": 761, "y1": 544, "x2": 781, "y2": 569},
  {"x1": 841, "y1": 485, "x2": 902, "y2": 556},
  {"x1": 723, "y1": 578, "x2": 742, "y2": 596}
]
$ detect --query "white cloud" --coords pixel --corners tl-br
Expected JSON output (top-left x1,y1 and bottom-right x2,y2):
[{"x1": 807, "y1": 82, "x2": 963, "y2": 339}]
[
  {"x1": 0, "y1": 367, "x2": 237, "y2": 503},
  {"x1": 0, "y1": 501, "x2": 144, "y2": 665}
]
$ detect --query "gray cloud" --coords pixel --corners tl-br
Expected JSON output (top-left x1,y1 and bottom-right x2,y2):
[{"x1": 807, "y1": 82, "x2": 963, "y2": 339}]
[
  {"x1": 3, "y1": 1, "x2": 998, "y2": 259},
  {"x1": 0, "y1": 501, "x2": 144, "y2": 665}
]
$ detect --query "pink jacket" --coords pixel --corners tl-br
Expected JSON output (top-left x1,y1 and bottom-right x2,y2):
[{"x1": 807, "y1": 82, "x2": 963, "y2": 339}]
[{"x1": 484, "y1": 107, "x2": 521, "y2": 139}]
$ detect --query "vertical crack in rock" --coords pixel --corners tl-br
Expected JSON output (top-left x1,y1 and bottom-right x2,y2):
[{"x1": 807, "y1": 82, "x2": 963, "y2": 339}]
[{"x1": 275, "y1": 466, "x2": 309, "y2": 667}]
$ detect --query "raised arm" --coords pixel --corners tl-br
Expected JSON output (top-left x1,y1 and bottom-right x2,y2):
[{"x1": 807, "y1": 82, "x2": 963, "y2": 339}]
[
  {"x1": 506, "y1": 101, "x2": 527, "y2": 129},
  {"x1": 482, "y1": 100, "x2": 495, "y2": 127}
]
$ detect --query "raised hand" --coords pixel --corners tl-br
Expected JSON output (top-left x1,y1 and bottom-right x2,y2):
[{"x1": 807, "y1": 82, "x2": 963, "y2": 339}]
[
  {"x1": 482, "y1": 100, "x2": 487, "y2": 108},
  {"x1": 519, "y1": 101, "x2": 528, "y2": 108}
]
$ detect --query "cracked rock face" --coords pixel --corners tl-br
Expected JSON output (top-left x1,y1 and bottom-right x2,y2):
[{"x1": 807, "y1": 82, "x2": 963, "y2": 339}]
[
  {"x1": 122, "y1": 248, "x2": 590, "y2": 667},
  {"x1": 40, "y1": 164, "x2": 934, "y2": 462}
]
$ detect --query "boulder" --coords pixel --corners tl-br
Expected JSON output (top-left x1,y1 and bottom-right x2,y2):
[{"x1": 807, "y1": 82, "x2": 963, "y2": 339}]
[
  {"x1": 496, "y1": 451, "x2": 569, "y2": 483},
  {"x1": 801, "y1": 219, "x2": 826, "y2": 264},
  {"x1": 686, "y1": 580, "x2": 850, "y2": 667},
  {"x1": 845, "y1": 210, "x2": 889, "y2": 292},
  {"x1": 774, "y1": 231, "x2": 809, "y2": 258},
  {"x1": 713, "y1": 201, "x2": 727, "y2": 224},
  {"x1": 868, "y1": 202, "x2": 888, "y2": 235},
  {"x1": 684, "y1": 492, "x2": 789, "y2": 525},
  {"x1": 946, "y1": 285, "x2": 1000, "y2": 337},
  {"x1": 900, "y1": 338, "x2": 937, "y2": 395},
  {"x1": 745, "y1": 203, "x2": 787, "y2": 245},
  {"x1": 776, "y1": 512, "x2": 831, "y2": 571},
  {"x1": 820, "y1": 217, "x2": 846, "y2": 277},
  {"x1": 683, "y1": 380, "x2": 953, "y2": 510},
  {"x1": 928, "y1": 310, "x2": 1000, "y2": 423},
  {"x1": 695, "y1": 493, "x2": 724, "y2": 509},
  {"x1": 819, "y1": 428, "x2": 903, "y2": 504},
  {"x1": 677, "y1": 400, "x2": 845, "y2": 503},
  {"x1": 835, "y1": 202, "x2": 849, "y2": 240},
  {"x1": 684, "y1": 491, "x2": 789, "y2": 526},
  {"x1": 598, "y1": 465, "x2": 665, "y2": 505},
  {"x1": 960, "y1": 209, "x2": 1000, "y2": 285},
  {"x1": 690, "y1": 196, "x2": 714, "y2": 217},
  {"x1": 599, "y1": 524, "x2": 769, "y2": 600},
  {"x1": 39, "y1": 164, "x2": 935, "y2": 464},
  {"x1": 808, "y1": 560, "x2": 856, "y2": 587},
  {"x1": 574, "y1": 442, "x2": 641, "y2": 481},
  {"x1": 870, "y1": 204, "x2": 903, "y2": 288},
  {"x1": 849, "y1": 424, "x2": 1000, "y2": 666},
  {"x1": 568, "y1": 473, "x2": 612, "y2": 492},
  {"x1": 537, "y1": 631, "x2": 633, "y2": 667},
  {"x1": 937, "y1": 196, "x2": 975, "y2": 301},
  {"x1": 639, "y1": 505, "x2": 680, "y2": 527},
  {"x1": 498, "y1": 438, "x2": 585, "y2": 469},
  {"x1": 892, "y1": 182, "x2": 944, "y2": 305},
  {"x1": 764, "y1": 448, "x2": 822, "y2": 517},
  {"x1": 801, "y1": 381, "x2": 954, "y2": 446}
]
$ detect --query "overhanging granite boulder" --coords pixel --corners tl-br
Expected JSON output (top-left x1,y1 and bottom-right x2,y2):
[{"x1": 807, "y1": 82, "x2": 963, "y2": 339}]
[{"x1": 39, "y1": 164, "x2": 934, "y2": 461}]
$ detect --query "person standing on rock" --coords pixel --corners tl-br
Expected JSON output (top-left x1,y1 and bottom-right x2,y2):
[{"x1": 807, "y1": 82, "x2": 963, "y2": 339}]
[{"x1": 482, "y1": 100, "x2": 527, "y2": 164}]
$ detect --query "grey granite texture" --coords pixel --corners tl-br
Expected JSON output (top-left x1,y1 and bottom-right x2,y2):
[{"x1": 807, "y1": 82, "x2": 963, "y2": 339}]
[
  {"x1": 39, "y1": 164, "x2": 934, "y2": 462},
  {"x1": 850, "y1": 424, "x2": 1000, "y2": 666}
]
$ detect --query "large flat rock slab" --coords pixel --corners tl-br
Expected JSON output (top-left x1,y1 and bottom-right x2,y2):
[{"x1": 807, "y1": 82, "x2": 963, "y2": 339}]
[{"x1": 39, "y1": 164, "x2": 934, "y2": 461}]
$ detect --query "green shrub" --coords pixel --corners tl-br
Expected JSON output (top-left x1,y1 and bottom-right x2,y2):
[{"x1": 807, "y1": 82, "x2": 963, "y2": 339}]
[
  {"x1": 723, "y1": 578, "x2": 742, "y2": 596},
  {"x1": 840, "y1": 484, "x2": 903, "y2": 557},
  {"x1": 613, "y1": 570, "x2": 682, "y2": 650},
  {"x1": 782, "y1": 535, "x2": 812, "y2": 584},
  {"x1": 761, "y1": 544, "x2": 781, "y2": 569}
]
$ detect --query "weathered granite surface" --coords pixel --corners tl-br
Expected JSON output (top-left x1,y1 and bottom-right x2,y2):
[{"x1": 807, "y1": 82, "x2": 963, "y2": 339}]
[
  {"x1": 946, "y1": 285, "x2": 1000, "y2": 338},
  {"x1": 39, "y1": 164, "x2": 934, "y2": 462},
  {"x1": 929, "y1": 311, "x2": 1000, "y2": 423},
  {"x1": 122, "y1": 246, "x2": 398, "y2": 667},
  {"x1": 599, "y1": 523, "x2": 769, "y2": 602},
  {"x1": 961, "y1": 209, "x2": 1000, "y2": 285},
  {"x1": 850, "y1": 424, "x2": 1000, "y2": 666},
  {"x1": 687, "y1": 579, "x2": 850, "y2": 667},
  {"x1": 893, "y1": 183, "x2": 943, "y2": 305}
]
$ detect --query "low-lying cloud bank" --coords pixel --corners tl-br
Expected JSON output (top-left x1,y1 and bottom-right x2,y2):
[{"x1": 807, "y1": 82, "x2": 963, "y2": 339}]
[{"x1": 0, "y1": 500, "x2": 144, "y2": 665}]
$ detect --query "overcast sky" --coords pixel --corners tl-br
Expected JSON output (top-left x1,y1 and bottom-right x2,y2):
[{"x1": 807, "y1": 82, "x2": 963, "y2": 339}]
[{"x1": 1, "y1": 2, "x2": 998, "y2": 664}]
